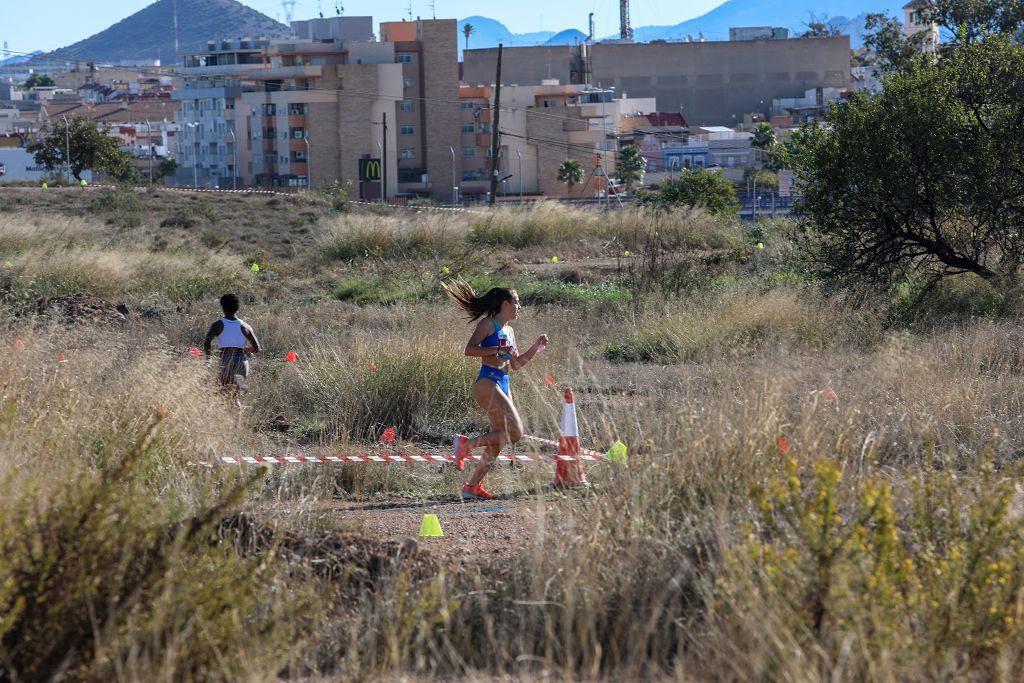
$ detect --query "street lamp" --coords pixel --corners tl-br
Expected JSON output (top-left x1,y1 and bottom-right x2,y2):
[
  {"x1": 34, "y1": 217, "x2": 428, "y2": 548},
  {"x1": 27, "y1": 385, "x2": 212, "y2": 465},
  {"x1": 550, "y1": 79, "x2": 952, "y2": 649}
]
[
  {"x1": 303, "y1": 133, "x2": 310, "y2": 188},
  {"x1": 186, "y1": 122, "x2": 199, "y2": 187},
  {"x1": 449, "y1": 145, "x2": 457, "y2": 206},
  {"x1": 515, "y1": 149, "x2": 522, "y2": 203},
  {"x1": 60, "y1": 114, "x2": 70, "y2": 183},
  {"x1": 227, "y1": 126, "x2": 237, "y2": 190}
]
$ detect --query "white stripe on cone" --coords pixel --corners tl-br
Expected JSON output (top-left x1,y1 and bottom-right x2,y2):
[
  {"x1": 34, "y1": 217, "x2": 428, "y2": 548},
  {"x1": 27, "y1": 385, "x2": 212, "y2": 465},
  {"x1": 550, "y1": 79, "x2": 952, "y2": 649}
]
[{"x1": 555, "y1": 388, "x2": 588, "y2": 486}]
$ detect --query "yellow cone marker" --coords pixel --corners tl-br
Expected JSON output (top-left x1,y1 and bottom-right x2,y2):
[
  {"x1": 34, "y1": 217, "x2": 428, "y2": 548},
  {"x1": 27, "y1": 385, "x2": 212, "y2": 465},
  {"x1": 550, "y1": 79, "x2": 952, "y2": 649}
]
[
  {"x1": 419, "y1": 513, "x2": 443, "y2": 537},
  {"x1": 607, "y1": 441, "x2": 628, "y2": 465},
  {"x1": 251, "y1": 262, "x2": 260, "y2": 273},
  {"x1": 756, "y1": 242, "x2": 764, "y2": 250},
  {"x1": 551, "y1": 256, "x2": 559, "y2": 263}
]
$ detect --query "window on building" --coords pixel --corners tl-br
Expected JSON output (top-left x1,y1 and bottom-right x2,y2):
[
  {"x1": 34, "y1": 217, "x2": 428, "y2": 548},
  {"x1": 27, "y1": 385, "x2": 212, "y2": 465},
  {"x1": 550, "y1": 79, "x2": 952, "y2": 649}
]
[
  {"x1": 460, "y1": 101, "x2": 475, "y2": 109},
  {"x1": 291, "y1": 150, "x2": 306, "y2": 162},
  {"x1": 400, "y1": 148, "x2": 416, "y2": 159},
  {"x1": 461, "y1": 123, "x2": 475, "y2": 133},
  {"x1": 288, "y1": 103, "x2": 306, "y2": 115},
  {"x1": 263, "y1": 104, "x2": 276, "y2": 115},
  {"x1": 396, "y1": 53, "x2": 413, "y2": 64},
  {"x1": 403, "y1": 76, "x2": 414, "y2": 88},
  {"x1": 399, "y1": 125, "x2": 414, "y2": 135},
  {"x1": 291, "y1": 127, "x2": 305, "y2": 138},
  {"x1": 264, "y1": 127, "x2": 276, "y2": 138},
  {"x1": 461, "y1": 147, "x2": 476, "y2": 157},
  {"x1": 542, "y1": 99, "x2": 558, "y2": 108},
  {"x1": 399, "y1": 100, "x2": 414, "y2": 112},
  {"x1": 263, "y1": 154, "x2": 276, "y2": 163}
]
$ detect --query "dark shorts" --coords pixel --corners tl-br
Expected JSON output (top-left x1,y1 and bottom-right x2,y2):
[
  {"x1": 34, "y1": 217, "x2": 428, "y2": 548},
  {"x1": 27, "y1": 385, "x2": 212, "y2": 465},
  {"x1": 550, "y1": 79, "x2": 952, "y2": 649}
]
[{"x1": 218, "y1": 351, "x2": 249, "y2": 388}]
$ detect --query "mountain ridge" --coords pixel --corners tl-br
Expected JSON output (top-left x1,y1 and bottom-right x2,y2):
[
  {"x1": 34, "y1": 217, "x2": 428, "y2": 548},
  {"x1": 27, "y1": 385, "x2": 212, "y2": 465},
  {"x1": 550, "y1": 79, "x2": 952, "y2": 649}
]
[{"x1": 42, "y1": 0, "x2": 286, "y2": 65}]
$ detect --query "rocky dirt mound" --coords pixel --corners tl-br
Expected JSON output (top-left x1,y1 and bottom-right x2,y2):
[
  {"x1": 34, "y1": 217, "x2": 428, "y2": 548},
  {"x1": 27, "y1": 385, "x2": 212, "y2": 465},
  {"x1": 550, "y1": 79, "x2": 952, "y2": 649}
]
[{"x1": 33, "y1": 295, "x2": 130, "y2": 325}]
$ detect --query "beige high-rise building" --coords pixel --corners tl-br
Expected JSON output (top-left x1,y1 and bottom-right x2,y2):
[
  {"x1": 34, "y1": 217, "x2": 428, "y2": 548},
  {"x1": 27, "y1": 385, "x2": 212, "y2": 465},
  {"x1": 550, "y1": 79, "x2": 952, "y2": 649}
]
[
  {"x1": 172, "y1": 16, "x2": 460, "y2": 201},
  {"x1": 380, "y1": 20, "x2": 460, "y2": 202}
]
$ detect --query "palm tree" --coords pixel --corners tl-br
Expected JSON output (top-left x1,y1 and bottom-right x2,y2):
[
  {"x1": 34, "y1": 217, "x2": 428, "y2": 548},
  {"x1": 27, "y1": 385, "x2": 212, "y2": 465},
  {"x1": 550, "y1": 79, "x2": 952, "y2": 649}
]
[
  {"x1": 463, "y1": 23, "x2": 476, "y2": 51},
  {"x1": 557, "y1": 159, "x2": 584, "y2": 195}
]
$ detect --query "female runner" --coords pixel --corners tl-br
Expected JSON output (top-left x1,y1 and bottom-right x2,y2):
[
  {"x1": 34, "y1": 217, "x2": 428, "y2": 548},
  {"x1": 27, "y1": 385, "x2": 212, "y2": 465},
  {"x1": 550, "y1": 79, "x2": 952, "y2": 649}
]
[{"x1": 443, "y1": 280, "x2": 548, "y2": 500}]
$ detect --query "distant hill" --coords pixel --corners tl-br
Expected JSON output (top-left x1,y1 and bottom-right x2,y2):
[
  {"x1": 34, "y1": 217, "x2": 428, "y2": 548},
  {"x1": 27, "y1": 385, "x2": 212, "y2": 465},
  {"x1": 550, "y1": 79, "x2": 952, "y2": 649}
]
[
  {"x1": 461, "y1": 1, "x2": 910, "y2": 55},
  {"x1": 41, "y1": 0, "x2": 287, "y2": 66},
  {"x1": 546, "y1": 29, "x2": 588, "y2": 46},
  {"x1": 457, "y1": 16, "x2": 558, "y2": 54},
  {"x1": 630, "y1": 0, "x2": 905, "y2": 43},
  {"x1": 0, "y1": 51, "x2": 41, "y2": 67}
]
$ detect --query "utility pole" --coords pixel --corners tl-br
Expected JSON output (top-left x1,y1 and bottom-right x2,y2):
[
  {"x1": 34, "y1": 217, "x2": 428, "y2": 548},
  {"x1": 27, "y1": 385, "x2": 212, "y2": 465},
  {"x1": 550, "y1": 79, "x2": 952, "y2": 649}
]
[
  {"x1": 146, "y1": 118, "x2": 153, "y2": 183},
  {"x1": 488, "y1": 43, "x2": 503, "y2": 206},
  {"x1": 382, "y1": 111, "x2": 388, "y2": 202}
]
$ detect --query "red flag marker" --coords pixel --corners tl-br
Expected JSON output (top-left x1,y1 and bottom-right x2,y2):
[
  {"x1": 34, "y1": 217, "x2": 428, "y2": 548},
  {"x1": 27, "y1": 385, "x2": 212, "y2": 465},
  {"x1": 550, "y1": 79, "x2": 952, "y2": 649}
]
[
  {"x1": 380, "y1": 427, "x2": 396, "y2": 444},
  {"x1": 545, "y1": 374, "x2": 555, "y2": 387},
  {"x1": 56, "y1": 352, "x2": 66, "y2": 362},
  {"x1": 369, "y1": 362, "x2": 377, "y2": 373},
  {"x1": 13, "y1": 339, "x2": 25, "y2": 351},
  {"x1": 285, "y1": 351, "x2": 298, "y2": 362},
  {"x1": 154, "y1": 405, "x2": 169, "y2": 421},
  {"x1": 823, "y1": 387, "x2": 837, "y2": 401},
  {"x1": 777, "y1": 435, "x2": 790, "y2": 455},
  {"x1": 188, "y1": 347, "x2": 202, "y2": 357}
]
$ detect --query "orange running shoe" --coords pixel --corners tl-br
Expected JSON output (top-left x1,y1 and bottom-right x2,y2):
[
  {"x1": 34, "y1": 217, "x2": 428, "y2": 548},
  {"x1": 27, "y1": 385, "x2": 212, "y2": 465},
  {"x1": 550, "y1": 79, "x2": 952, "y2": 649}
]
[
  {"x1": 453, "y1": 434, "x2": 470, "y2": 471},
  {"x1": 461, "y1": 483, "x2": 497, "y2": 501}
]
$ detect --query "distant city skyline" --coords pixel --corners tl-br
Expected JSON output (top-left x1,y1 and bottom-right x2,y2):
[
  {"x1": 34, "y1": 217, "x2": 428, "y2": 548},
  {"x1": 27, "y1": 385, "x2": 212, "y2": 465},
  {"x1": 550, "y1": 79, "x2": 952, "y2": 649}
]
[{"x1": 4, "y1": 0, "x2": 723, "y2": 56}]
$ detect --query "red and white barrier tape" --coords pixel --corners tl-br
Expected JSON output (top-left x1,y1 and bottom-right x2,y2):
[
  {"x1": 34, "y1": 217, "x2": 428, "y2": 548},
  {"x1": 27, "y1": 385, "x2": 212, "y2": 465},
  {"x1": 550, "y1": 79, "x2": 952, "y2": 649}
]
[
  {"x1": 521, "y1": 434, "x2": 606, "y2": 459},
  {"x1": 199, "y1": 436, "x2": 609, "y2": 467}
]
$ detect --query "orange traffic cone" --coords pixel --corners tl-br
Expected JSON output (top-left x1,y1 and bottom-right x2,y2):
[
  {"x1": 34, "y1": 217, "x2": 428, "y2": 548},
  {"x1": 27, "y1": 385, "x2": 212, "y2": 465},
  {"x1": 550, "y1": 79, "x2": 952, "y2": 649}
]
[{"x1": 554, "y1": 388, "x2": 589, "y2": 487}]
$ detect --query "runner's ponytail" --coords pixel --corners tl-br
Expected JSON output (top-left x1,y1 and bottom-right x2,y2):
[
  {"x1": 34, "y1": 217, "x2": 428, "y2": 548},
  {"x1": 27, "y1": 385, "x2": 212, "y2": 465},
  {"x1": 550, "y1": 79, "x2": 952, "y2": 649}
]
[{"x1": 443, "y1": 278, "x2": 515, "y2": 321}]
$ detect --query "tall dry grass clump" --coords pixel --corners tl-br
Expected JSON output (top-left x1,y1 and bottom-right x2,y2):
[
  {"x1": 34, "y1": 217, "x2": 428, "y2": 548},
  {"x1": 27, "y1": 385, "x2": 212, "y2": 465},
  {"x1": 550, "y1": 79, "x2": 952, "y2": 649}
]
[{"x1": 0, "y1": 326, "x2": 317, "y2": 681}]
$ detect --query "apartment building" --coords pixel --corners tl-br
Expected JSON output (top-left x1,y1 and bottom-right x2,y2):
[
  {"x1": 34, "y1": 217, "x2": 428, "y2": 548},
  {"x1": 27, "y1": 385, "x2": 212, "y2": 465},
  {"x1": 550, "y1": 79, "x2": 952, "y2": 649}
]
[
  {"x1": 379, "y1": 20, "x2": 460, "y2": 202},
  {"x1": 458, "y1": 81, "x2": 656, "y2": 198},
  {"x1": 171, "y1": 16, "x2": 459, "y2": 200}
]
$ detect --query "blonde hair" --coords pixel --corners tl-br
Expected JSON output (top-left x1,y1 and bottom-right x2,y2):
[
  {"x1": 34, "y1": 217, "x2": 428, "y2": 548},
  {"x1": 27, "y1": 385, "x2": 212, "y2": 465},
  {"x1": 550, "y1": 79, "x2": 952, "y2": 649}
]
[{"x1": 442, "y1": 278, "x2": 515, "y2": 321}]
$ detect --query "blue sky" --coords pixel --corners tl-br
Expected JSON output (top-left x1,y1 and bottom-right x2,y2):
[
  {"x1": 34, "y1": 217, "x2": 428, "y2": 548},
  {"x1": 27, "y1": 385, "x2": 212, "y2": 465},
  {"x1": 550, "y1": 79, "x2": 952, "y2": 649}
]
[{"x1": 3, "y1": 0, "x2": 723, "y2": 55}]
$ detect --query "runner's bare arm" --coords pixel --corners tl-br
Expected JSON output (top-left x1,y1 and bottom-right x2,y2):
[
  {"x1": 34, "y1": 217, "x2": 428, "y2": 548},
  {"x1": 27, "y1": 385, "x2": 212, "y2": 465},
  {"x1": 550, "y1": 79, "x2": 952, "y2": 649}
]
[
  {"x1": 509, "y1": 333, "x2": 548, "y2": 371},
  {"x1": 203, "y1": 320, "x2": 224, "y2": 356},
  {"x1": 242, "y1": 323, "x2": 261, "y2": 354},
  {"x1": 463, "y1": 319, "x2": 501, "y2": 357}
]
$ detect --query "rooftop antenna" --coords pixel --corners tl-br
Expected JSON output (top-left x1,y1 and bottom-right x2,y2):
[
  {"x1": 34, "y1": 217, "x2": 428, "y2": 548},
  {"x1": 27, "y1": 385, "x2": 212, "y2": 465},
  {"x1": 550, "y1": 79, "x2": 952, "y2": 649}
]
[
  {"x1": 588, "y1": 12, "x2": 594, "y2": 43},
  {"x1": 281, "y1": 0, "x2": 297, "y2": 24},
  {"x1": 406, "y1": 0, "x2": 413, "y2": 21},
  {"x1": 619, "y1": 0, "x2": 633, "y2": 41},
  {"x1": 429, "y1": 0, "x2": 436, "y2": 19},
  {"x1": 335, "y1": 2, "x2": 342, "y2": 15},
  {"x1": 317, "y1": 0, "x2": 323, "y2": 17}
]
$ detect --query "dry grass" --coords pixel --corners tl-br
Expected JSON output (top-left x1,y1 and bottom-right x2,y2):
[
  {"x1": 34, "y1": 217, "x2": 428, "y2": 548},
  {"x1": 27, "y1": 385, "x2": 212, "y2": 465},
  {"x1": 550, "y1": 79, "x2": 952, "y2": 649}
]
[{"x1": 6, "y1": 196, "x2": 1024, "y2": 681}]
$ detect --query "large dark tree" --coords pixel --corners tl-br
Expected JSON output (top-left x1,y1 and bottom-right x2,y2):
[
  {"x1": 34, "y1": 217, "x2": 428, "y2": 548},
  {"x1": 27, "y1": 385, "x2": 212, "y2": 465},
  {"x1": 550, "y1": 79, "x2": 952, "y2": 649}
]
[
  {"x1": 793, "y1": 35, "x2": 1024, "y2": 292},
  {"x1": 917, "y1": 0, "x2": 1024, "y2": 45},
  {"x1": 30, "y1": 116, "x2": 135, "y2": 182}
]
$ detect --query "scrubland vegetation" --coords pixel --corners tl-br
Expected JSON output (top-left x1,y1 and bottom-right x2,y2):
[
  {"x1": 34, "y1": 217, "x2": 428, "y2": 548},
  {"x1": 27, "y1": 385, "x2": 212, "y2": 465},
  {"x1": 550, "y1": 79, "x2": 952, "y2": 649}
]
[{"x1": 3, "y1": 187, "x2": 1024, "y2": 681}]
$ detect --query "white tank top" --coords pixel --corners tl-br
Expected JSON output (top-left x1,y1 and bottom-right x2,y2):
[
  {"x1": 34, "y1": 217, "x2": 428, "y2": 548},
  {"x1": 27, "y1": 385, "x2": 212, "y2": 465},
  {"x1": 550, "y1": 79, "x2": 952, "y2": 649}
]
[{"x1": 217, "y1": 317, "x2": 248, "y2": 349}]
